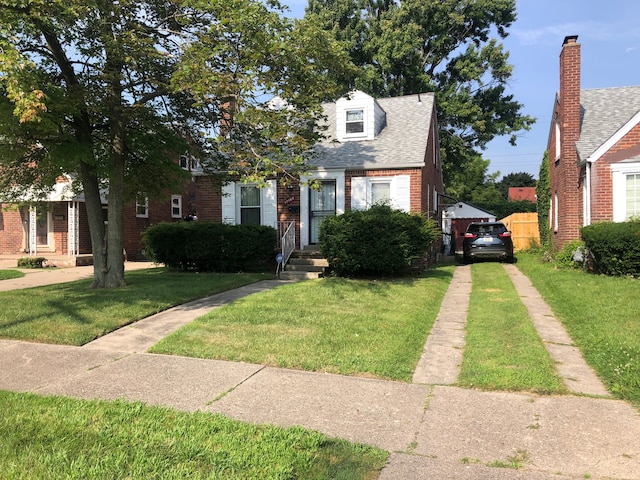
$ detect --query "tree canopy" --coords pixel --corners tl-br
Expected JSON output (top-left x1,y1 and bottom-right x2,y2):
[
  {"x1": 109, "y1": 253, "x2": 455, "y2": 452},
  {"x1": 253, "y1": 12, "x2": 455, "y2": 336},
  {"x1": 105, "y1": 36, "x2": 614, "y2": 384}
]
[
  {"x1": 0, "y1": 0, "x2": 351, "y2": 287},
  {"x1": 304, "y1": 0, "x2": 535, "y2": 192}
]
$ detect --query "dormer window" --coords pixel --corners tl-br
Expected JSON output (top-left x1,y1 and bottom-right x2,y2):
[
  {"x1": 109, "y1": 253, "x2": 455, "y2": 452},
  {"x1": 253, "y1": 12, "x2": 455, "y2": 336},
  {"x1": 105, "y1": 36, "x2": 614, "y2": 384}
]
[
  {"x1": 345, "y1": 109, "x2": 364, "y2": 134},
  {"x1": 335, "y1": 90, "x2": 385, "y2": 142}
]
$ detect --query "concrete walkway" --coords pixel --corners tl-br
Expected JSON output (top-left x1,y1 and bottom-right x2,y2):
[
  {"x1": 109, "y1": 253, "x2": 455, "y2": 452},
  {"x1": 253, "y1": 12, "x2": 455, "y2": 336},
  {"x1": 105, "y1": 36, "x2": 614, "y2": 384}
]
[{"x1": 0, "y1": 263, "x2": 639, "y2": 479}]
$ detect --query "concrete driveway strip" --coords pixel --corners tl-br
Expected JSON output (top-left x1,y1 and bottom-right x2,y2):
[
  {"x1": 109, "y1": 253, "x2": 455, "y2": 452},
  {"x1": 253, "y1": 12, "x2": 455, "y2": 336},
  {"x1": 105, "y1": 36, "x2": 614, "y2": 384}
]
[
  {"x1": 503, "y1": 264, "x2": 610, "y2": 397},
  {"x1": 412, "y1": 265, "x2": 470, "y2": 384}
]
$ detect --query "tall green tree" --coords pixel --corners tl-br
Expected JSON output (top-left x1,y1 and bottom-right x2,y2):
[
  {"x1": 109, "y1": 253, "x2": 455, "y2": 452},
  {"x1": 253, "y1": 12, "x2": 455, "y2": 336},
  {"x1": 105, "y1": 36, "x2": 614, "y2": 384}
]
[
  {"x1": 305, "y1": 0, "x2": 535, "y2": 191},
  {"x1": 0, "y1": 0, "x2": 351, "y2": 288}
]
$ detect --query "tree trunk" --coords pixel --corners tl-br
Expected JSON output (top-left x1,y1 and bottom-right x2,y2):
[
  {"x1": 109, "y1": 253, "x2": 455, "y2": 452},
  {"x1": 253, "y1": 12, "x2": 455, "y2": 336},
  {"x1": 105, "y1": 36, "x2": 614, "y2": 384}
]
[{"x1": 79, "y1": 161, "x2": 109, "y2": 288}]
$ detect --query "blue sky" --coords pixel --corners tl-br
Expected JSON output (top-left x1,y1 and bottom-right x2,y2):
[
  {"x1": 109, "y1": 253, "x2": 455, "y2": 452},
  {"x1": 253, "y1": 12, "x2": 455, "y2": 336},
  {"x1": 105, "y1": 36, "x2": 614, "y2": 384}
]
[{"x1": 283, "y1": 0, "x2": 640, "y2": 180}]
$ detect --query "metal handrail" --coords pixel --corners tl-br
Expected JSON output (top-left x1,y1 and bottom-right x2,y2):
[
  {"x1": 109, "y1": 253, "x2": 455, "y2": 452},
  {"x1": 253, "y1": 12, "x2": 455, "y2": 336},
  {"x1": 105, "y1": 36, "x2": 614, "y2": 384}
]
[{"x1": 280, "y1": 221, "x2": 295, "y2": 270}]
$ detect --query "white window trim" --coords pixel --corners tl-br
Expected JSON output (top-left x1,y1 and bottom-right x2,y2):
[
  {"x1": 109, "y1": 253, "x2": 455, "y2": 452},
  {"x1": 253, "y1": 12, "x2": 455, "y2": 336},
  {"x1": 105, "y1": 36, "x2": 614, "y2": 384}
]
[
  {"x1": 136, "y1": 194, "x2": 149, "y2": 218},
  {"x1": 611, "y1": 162, "x2": 640, "y2": 222},
  {"x1": 221, "y1": 180, "x2": 277, "y2": 227},
  {"x1": 171, "y1": 194, "x2": 182, "y2": 219},
  {"x1": 555, "y1": 118, "x2": 561, "y2": 162},
  {"x1": 180, "y1": 153, "x2": 203, "y2": 173},
  {"x1": 344, "y1": 108, "x2": 366, "y2": 138},
  {"x1": 351, "y1": 175, "x2": 410, "y2": 212}
]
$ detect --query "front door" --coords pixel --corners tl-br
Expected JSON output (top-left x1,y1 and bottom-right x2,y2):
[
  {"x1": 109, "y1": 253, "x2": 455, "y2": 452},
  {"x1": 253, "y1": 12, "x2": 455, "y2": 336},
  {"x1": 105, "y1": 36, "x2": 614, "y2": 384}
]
[{"x1": 309, "y1": 180, "x2": 336, "y2": 244}]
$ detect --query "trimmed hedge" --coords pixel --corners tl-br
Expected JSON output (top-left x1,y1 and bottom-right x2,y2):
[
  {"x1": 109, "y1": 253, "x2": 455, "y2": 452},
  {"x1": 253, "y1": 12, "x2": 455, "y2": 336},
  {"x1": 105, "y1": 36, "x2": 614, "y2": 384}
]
[
  {"x1": 319, "y1": 204, "x2": 439, "y2": 277},
  {"x1": 581, "y1": 221, "x2": 640, "y2": 276},
  {"x1": 142, "y1": 221, "x2": 277, "y2": 272},
  {"x1": 17, "y1": 257, "x2": 46, "y2": 268}
]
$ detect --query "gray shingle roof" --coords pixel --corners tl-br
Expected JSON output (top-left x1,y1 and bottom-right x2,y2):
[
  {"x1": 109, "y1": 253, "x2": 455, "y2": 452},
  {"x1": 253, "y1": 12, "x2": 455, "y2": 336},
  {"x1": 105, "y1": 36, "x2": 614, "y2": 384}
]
[
  {"x1": 310, "y1": 92, "x2": 435, "y2": 169},
  {"x1": 576, "y1": 86, "x2": 640, "y2": 160}
]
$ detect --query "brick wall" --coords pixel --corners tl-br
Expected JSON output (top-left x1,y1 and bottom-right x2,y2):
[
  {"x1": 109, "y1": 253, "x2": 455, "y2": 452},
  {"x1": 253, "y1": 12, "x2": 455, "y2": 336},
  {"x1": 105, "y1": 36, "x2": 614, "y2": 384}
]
[{"x1": 0, "y1": 205, "x2": 27, "y2": 253}]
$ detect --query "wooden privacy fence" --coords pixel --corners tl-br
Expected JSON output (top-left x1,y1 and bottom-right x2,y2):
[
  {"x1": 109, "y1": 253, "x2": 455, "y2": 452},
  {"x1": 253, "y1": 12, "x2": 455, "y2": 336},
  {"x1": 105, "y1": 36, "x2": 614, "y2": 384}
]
[{"x1": 499, "y1": 212, "x2": 540, "y2": 251}]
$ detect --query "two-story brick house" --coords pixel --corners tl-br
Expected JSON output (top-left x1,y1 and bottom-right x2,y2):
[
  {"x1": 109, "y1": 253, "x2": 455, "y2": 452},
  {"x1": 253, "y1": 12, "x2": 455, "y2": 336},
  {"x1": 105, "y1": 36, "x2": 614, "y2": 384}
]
[
  {"x1": 548, "y1": 35, "x2": 640, "y2": 250},
  {"x1": 0, "y1": 90, "x2": 444, "y2": 262}
]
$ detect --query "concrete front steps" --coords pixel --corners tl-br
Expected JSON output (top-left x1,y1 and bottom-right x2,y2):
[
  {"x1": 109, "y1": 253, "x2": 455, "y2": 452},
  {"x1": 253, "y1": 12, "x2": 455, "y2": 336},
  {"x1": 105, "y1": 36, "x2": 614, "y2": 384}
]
[{"x1": 279, "y1": 248, "x2": 329, "y2": 281}]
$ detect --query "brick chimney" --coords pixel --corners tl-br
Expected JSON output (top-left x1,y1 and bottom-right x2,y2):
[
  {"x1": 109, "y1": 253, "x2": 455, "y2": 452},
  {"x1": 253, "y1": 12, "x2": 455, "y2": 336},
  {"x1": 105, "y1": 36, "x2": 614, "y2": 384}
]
[
  {"x1": 552, "y1": 35, "x2": 582, "y2": 249},
  {"x1": 559, "y1": 35, "x2": 581, "y2": 148}
]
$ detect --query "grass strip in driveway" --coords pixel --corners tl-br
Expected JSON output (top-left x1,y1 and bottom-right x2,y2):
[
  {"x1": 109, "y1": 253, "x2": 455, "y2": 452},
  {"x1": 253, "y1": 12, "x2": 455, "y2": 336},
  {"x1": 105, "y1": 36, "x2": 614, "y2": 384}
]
[
  {"x1": 151, "y1": 265, "x2": 456, "y2": 382},
  {"x1": 0, "y1": 391, "x2": 388, "y2": 479},
  {"x1": 516, "y1": 253, "x2": 640, "y2": 407},
  {"x1": 458, "y1": 262, "x2": 566, "y2": 394},
  {"x1": 0, "y1": 269, "x2": 270, "y2": 345}
]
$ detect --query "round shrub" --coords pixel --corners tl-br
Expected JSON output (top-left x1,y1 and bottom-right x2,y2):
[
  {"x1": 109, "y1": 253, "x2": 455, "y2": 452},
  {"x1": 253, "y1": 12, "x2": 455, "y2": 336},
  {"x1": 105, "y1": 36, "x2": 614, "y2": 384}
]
[{"x1": 319, "y1": 205, "x2": 439, "y2": 277}]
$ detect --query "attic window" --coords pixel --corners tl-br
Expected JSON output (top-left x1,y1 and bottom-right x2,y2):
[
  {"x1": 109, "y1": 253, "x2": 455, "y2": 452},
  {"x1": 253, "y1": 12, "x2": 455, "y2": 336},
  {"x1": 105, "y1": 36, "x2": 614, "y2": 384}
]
[{"x1": 345, "y1": 109, "x2": 364, "y2": 134}]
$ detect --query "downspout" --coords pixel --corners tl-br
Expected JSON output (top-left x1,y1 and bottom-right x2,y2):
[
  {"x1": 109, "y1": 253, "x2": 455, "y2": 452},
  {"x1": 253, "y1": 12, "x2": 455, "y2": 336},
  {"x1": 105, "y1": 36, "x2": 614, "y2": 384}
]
[{"x1": 585, "y1": 162, "x2": 591, "y2": 226}]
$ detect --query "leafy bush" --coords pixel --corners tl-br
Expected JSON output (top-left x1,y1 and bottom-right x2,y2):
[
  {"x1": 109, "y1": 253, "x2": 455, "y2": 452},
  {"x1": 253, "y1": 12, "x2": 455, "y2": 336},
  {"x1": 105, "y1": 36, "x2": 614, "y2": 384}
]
[
  {"x1": 581, "y1": 221, "x2": 640, "y2": 276},
  {"x1": 319, "y1": 205, "x2": 439, "y2": 277},
  {"x1": 17, "y1": 257, "x2": 46, "y2": 268},
  {"x1": 143, "y1": 221, "x2": 276, "y2": 272}
]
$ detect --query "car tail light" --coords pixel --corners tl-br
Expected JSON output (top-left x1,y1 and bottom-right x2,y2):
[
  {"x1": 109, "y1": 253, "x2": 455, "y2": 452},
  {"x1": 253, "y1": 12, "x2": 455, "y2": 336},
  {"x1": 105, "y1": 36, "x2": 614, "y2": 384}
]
[
  {"x1": 464, "y1": 233, "x2": 477, "y2": 239},
  {"x1": 499, "y1": 232, "x2": 511, "y2": 238}
]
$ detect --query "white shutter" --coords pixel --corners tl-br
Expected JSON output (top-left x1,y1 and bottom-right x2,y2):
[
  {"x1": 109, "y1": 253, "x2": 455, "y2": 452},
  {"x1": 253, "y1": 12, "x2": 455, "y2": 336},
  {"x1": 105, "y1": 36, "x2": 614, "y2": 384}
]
[
  {"x1": 351, "y1": 176, "x2": 367, "y2": 210},
  {"x1": 262, "y1": 180, "x2": 277, "y2": 228},
  {"x1": 391, "y1": 175, "x2": 411, "y2": 212},
  {"x1": 221, "y1": 182, "x2": 236, "y2": 224}
]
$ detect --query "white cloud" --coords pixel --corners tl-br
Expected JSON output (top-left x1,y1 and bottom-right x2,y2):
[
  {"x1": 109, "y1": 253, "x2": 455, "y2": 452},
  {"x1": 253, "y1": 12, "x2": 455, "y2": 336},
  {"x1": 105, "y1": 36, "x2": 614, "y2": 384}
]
[{"x1": 513, "y1": 19, "x2": 640, "y2": 47}]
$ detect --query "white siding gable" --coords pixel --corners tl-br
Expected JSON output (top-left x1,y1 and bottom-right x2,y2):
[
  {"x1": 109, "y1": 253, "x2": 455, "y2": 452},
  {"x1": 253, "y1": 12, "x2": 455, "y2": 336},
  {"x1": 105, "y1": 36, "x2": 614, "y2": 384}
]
[{"x1": 336, "y1": 90, "x2": 386, "y2": 142}]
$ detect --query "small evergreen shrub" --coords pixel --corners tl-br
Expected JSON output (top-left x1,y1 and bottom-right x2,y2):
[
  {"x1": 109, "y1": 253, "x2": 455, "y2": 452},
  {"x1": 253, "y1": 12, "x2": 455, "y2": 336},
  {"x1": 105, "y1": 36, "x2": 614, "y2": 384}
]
[
  {"x1": 17, "y1": 257, "x2": 46, "y2": 268},
  {"x1": 143, "y1": 221, "x2": 276, "y2": 272},
  {"x1": 319, "y1": 204, "x2": 439, "y2": 277},
  {"x1": 581, "y1": 221, "x2": 640, "y2": 276}
]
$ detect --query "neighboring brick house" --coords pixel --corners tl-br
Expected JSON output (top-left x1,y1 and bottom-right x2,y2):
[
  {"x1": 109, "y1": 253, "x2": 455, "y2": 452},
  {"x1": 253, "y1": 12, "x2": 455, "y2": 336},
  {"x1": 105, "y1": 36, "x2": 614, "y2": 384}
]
[
  {"x1": 548, "y1": 35, "x2": 640, "y2": 250},
  {"x1": 508, "y1": 187, "x2": 536, "y2": 203},
  {"x1": 0, "y1": 90, "x2": 444, "y2": 261}
]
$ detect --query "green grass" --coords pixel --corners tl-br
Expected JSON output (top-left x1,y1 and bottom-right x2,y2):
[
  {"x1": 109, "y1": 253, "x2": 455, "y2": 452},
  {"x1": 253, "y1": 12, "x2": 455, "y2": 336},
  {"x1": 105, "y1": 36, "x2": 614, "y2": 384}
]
[
  {"x1": 458, "y1": 263, "x2": 566, "y2": 394},
  {"x1": 0, "y1": 269, "x2": 270, "y2": 345},
  {"x1": 151, "y1": 265, "x2": 456, "y2": 382},
  {"x1": 0, "y1": 269, "x2": 24, "y2": 281},
  {"x1": 516, "y1": 253, "x2": 640, "y2": 406},
  {"x1": 0, "y1": 391, "x2": 388, "y2": 479}
]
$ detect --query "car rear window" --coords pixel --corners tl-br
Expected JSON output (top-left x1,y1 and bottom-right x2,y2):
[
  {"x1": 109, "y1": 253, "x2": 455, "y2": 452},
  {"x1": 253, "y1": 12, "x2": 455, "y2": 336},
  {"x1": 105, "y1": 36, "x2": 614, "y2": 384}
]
[{"x1": 467, "y1": 223, "x2": 507, "y2": 234}]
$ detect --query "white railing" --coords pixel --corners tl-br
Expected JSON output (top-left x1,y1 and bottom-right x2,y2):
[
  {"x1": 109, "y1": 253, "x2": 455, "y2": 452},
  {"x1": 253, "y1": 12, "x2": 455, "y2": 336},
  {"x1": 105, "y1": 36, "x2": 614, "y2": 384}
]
[{"x1": 280, "y1": 221, "x2": 295, "y2": 270}]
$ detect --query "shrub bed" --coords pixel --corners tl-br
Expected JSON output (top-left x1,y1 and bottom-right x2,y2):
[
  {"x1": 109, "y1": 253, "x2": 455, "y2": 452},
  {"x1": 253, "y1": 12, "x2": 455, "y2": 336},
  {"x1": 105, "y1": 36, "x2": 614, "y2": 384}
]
[
  {"x1": 143, "y1": 221, "x2": 276, "y2": 272},
  {"x1": 581, "y1": 221, "x2": 640, "y2": 276},
  {"x1": 319, "y1": 204, "x2": 439, "y2": 277}
]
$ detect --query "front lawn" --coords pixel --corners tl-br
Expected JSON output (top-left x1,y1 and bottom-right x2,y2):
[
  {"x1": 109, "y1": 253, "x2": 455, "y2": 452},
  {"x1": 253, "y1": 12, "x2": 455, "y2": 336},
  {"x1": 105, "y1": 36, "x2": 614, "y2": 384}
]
[
  {"x1": 516, "y1": 253, "x2": 640, "y2": 406},
  {"x1": 0, "y1": 269, "x2": 24, "y2": 281},
  {"x1": 0, "y1": 391, "x2": 388, "y2": 479},
  {"x1": 151, "y1": 265, "x2": 456, "y2": 382},
  {"x1": 0, "y1": 269, "x2": 270, "y2": 345}
]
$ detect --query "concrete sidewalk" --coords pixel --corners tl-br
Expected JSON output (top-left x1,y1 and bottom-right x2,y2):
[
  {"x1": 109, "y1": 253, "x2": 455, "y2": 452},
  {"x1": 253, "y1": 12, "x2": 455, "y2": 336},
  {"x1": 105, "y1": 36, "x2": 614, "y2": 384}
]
[{"x1": 0, "y1": 264, "x2": 639, "y2": 479}]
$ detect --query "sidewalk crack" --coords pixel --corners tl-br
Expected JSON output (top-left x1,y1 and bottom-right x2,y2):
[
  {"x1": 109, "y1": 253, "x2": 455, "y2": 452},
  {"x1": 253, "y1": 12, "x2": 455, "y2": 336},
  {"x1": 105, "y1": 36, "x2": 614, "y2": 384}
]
[{"x1": 207, "y1": 364, "x2": 267, "y2": 404}]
